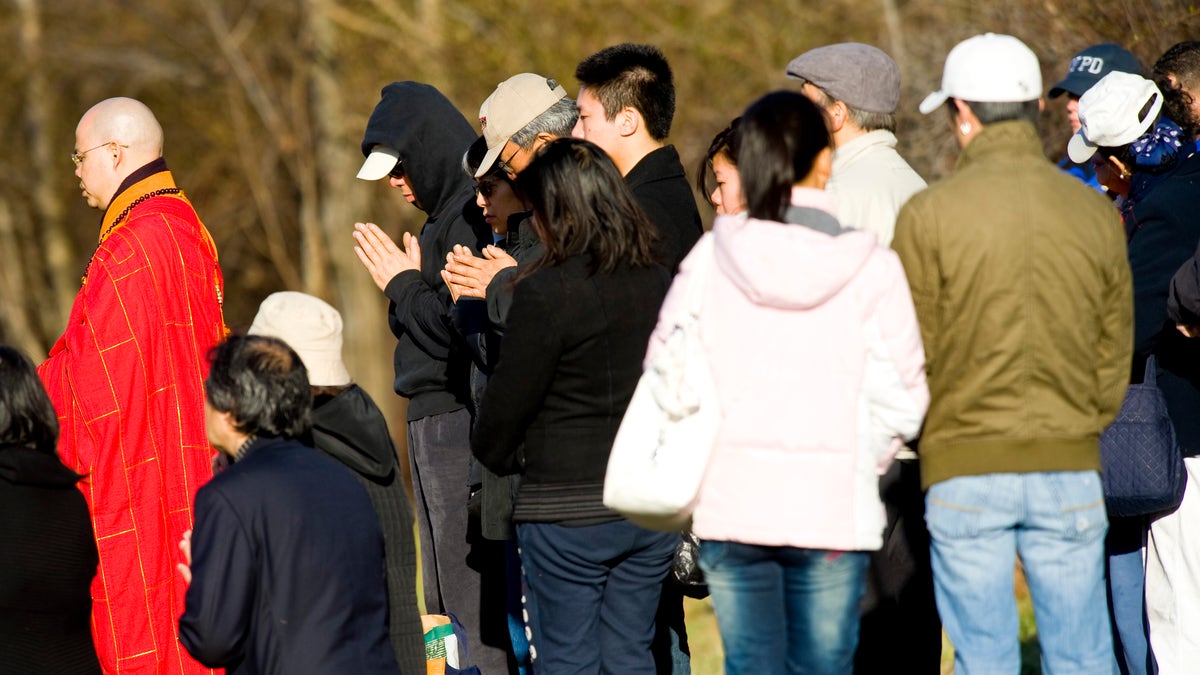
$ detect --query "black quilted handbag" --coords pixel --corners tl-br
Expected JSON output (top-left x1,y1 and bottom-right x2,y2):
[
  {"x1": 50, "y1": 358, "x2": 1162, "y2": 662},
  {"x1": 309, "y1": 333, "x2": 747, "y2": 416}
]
[{"x1": 1100, "y1": 356, "x2": 1186, "y2": 517}]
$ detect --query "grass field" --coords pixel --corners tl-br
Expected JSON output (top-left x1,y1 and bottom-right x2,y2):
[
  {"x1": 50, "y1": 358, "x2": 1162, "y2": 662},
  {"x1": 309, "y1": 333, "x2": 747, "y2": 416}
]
[{"x1": 683, "y1": 564, "x2": 1043, "y2": 675}]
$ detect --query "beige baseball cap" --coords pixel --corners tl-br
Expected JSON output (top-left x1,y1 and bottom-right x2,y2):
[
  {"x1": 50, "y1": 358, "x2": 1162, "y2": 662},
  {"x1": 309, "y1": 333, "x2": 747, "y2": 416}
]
[{"x1": 475, "y1": 73, "x2": 566, "y2": 177}]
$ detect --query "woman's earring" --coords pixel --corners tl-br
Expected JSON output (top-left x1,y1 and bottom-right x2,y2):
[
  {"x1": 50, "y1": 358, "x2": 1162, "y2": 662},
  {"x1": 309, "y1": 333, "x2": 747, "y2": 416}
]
[{"x1": 959, "y1": 122, "x2": 972, "y2": 136}]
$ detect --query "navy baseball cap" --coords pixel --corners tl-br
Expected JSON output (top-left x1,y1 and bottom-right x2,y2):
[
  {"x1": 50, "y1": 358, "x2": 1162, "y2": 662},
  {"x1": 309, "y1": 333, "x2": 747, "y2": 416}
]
[{"x1": 1049, "y1": 43, "x2": 1144, "y2": 98}]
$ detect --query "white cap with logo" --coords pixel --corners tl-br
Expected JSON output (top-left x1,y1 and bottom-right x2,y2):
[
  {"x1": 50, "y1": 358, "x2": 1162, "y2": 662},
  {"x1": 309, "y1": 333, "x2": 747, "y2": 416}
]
[{"x1": 475, "y1": 73, "x2": 567, "y2": 177}]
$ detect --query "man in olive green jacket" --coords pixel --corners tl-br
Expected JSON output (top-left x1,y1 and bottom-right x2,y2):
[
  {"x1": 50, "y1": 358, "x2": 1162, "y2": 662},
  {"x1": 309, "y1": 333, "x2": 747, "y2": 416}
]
[{"x1": 892, "y1": 33, "x2": 1133, "y2": 675}]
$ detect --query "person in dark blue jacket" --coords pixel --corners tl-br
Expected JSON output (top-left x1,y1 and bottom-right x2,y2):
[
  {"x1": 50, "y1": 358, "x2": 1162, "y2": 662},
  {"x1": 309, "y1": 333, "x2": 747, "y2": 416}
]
[{"x1": 178, "y1": 335, "x2": 399, "y2": 675}]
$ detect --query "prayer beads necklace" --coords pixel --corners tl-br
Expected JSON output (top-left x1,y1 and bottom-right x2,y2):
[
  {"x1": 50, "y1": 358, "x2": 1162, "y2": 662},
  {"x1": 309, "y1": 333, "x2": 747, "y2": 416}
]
[{"x1": 80, "y1": 188, "x2": 182, "y2": 285}]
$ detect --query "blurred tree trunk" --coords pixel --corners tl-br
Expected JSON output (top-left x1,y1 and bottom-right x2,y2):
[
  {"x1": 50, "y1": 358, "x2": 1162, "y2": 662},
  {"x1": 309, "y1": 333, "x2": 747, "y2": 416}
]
[
  {"x1": 880, "y1": 0, "x2": 908, "y2": 75},
  {"x1": 306, "y1": 0, "x2": 408, "y2": 453},
  {"x1": 0, "y1": 199, "x2": 44, "y2": 357},
  {"x1": 17, "y1": 0, "x2": 72, "y2": 349}
]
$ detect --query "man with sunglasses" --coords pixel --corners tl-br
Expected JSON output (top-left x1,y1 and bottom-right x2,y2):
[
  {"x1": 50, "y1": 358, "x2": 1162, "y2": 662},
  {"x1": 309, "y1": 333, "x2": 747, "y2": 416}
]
[
  {"x1": 353, "y1": 81, "x2": 515, "y2": 674},
  {"x1": 38, "y1": 96, "x2": 226, "y2": 675}
]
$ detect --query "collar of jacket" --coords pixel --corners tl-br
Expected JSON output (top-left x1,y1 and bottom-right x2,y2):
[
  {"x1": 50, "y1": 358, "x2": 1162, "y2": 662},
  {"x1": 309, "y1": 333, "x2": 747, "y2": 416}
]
[
  {"x1": 98, "y1": 158, "x2": 188, "y2": 243},
  {"x1": 832, "y1": 129, "x2": 899, "y2": 173},
  {"x1": 624, "y1": 144, "x2": 684, "y2": 190},
  {"x1": 956, "y1": 120, "x2": 1044, "y2": 172}
]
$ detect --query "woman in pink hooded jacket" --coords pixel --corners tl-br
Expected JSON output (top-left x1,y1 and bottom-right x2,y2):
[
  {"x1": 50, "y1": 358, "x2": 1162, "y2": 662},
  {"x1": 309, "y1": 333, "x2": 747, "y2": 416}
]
[{"x1": 646, "y1": 91, "x2": 929, "y2": 674}]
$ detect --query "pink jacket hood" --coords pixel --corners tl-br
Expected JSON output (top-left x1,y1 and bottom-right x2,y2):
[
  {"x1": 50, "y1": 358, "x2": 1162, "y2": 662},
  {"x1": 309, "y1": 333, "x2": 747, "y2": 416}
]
[{"x1": 713, "y1": 188, "x2": 878, "y2": 310}]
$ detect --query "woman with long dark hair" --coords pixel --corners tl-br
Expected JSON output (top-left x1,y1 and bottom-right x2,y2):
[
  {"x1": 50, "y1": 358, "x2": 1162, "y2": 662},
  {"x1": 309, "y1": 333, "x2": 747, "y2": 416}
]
[
  {"x1": 647, "y1": 91, "x2": 928, "y2": 674},
  {"x1": 0, "y1": 345, "x2": 100, "y2": 673},
  {"x1": 472, "y1": 138, "x2": 676, "y2": 674}
]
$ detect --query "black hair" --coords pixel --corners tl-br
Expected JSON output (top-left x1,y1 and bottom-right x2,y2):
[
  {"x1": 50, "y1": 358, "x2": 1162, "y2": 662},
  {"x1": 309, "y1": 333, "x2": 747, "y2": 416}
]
[
  {"x1": 1153, "y1": 41, "x2": 1200, "y2": 139},
  {"x1": 738, "y1": 91, "x2": 832, "y2": 222},
  {"x1": 0, "y1": 344, "x2": 59, "y2": 454},
  {"x1": 575, "y1": 43, "x2": 675, "y2": 140},
  {"x1": 697, "y1": 117, "x2": 742, "y2": 206},
  {"x1": 515, "y1": 138, "x2": 659, "y2": 274},
  {"x1": 205, "y1": 335, "x2": 312, "y2": 439}
]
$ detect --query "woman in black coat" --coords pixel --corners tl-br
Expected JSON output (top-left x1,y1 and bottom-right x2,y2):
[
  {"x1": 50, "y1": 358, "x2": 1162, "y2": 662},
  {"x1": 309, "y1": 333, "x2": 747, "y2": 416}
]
[
  {"x1": 0, "y1": 345, "x2": 100, "y2": 674},
  {"x1": 472, "y1": 138, "x2": 677, "y2": 674}
]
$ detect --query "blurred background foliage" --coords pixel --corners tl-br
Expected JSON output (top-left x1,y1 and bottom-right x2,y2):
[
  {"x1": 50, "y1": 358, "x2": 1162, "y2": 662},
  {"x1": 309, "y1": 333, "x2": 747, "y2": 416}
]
[{"x1": 1, "y1": 0, "x2": 1197, "y2": 445}]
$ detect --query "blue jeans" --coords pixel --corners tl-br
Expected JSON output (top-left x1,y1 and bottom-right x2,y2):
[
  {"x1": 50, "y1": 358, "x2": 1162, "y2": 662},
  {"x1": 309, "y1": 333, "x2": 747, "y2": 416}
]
[
  {"x1": 517, "y1": 520, "x2": 676, "y2": 675},
  {"x1": 699, "y1": 541, "x2": 868, "y2": 675},
  {"x1": 1107, "y1": 517, "x2": 1156, "y2": 675},
  {"x1": 926, "y1": 471, "x2": 1113, "y2": 675}
]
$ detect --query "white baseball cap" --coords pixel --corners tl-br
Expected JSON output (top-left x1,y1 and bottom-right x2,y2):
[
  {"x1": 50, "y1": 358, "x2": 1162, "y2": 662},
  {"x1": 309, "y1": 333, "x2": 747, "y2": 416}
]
[
  {"x1": 919, "y1": 33, "x2": 1043, "y2": 114},
  {"x1": 356, "y1": 145, "x2": 400, "y2": 181},
  {"x1": 1067, "y1": 71, "x2": 1162, "y2": 163}
]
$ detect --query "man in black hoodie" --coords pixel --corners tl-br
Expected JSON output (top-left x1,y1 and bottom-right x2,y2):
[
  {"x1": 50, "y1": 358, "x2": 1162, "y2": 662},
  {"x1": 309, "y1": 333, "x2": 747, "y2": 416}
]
[{"x1": 353, "y1": 81, "x2": 511, "y2": 673}]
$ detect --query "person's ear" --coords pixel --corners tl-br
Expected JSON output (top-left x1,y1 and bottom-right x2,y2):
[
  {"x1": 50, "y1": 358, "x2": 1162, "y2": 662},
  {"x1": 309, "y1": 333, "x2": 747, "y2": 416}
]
[
  {"x1": 826, "y1": 100, "x2": 848, "y2": 133},
  {"x1": 618, "y1": 106, "x2": 640, "y2": 137},
  {"x1": 1107, "y1": 155, "x2": 1132, "y2": 181}
]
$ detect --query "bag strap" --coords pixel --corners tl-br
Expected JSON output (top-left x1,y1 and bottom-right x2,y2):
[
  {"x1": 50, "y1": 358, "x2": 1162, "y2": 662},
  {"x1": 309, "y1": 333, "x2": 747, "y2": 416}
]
[{"x1": 1144, "y1": 355, "x2": 1158, "y2": 386}]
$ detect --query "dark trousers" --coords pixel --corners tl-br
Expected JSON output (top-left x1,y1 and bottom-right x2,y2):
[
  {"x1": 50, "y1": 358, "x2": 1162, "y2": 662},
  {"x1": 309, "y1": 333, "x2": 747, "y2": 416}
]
[
  {"x1": 517, "y1": 519, "x2": 676, "y2": 674},
  {"x1": 854, "y1": 458, "x2": 942, "y2": 674},
  {"x1": 409, "y1": 409, "x2": 514, "y2": 673}
]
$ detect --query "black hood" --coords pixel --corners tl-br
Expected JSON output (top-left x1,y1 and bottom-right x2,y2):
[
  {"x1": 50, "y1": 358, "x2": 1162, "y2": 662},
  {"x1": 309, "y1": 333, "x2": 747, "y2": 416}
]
[
  {"x1": 361, "y1": 81, "x2": 477, "y2": 220},
  {"x1": 310, "y1": 385, "x2": 399, "y2": 484}
]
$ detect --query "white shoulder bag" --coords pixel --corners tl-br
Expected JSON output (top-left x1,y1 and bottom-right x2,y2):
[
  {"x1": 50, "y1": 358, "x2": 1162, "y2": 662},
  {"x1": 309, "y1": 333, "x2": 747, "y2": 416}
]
[{"x1": 603, "y1": 235, "x2": 720, "y2": 532}]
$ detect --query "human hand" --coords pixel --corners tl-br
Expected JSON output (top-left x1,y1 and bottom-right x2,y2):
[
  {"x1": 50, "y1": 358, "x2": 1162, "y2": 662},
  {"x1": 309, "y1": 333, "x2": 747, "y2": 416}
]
[
  {"x1": 177, "y1": 529, "x2": 193, "y2": 584},
  {"x1": 1177, "y1": 324, "x2": 1200, "y2": 338},
  {"x1": 440, "y1": 245, "x2": 518, "y2": 300},
  {"x1": 353, "y1": 222, "x2": 421, "y2": 291}
]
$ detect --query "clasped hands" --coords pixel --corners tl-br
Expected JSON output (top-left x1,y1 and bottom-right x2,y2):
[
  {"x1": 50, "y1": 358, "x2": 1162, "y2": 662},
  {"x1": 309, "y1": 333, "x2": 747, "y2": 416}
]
[
  {"x1": 441, "y1": 244, "x2": 517, "y2": 303},
  {"x1": 353, "y1": 222, "x2": 422, "y2": 291},
  {"x1": 353, "y1": 222, "x2": 516, "y2": 301}
]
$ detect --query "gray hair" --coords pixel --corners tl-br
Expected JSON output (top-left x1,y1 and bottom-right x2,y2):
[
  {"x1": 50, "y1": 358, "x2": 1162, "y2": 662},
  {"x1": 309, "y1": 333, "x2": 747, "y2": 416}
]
[
  {"x1": 958, "y1": 99, "x2": 1040, "y2": 126},
  {"x1": 805, "y1": 84, "x2": 896, "y2": 134},
  {"x1": 511, "y1": 98, "x2": 579, "y2": 150}
]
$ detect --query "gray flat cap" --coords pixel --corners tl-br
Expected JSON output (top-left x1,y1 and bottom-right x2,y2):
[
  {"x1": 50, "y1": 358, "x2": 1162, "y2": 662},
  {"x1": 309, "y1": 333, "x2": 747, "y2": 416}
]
[{"x1": 786, "y1": 43, "x2": 901, "y2": 114}]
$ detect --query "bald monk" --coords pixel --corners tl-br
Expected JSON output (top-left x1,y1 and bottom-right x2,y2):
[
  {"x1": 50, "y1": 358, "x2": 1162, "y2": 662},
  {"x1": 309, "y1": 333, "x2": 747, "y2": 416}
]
[{"x1": 38, "y1": 97, "x2": 225, "y2": 675}]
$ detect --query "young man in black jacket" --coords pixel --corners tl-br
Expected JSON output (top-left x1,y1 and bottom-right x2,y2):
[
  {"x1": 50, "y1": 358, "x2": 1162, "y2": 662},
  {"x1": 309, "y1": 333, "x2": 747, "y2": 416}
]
[{"x1": 573, "y1": 43, "x2": 703, "y2": 274}]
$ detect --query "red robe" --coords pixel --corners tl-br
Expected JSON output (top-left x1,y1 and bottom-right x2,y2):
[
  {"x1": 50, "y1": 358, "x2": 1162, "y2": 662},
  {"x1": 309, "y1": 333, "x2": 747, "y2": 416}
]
[{"x1": 39, "y1": 167, "x2": 226, "y2": 675}]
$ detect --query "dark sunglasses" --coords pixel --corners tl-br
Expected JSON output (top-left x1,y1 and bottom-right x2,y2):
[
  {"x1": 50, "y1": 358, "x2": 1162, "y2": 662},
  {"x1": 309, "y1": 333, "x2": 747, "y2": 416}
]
[
  {"x1": 388, "y1": 160, "x2": 405, "y2": 179},
  {"x1": 475, "y1": 178, "x2": 502, "y2": 198}
]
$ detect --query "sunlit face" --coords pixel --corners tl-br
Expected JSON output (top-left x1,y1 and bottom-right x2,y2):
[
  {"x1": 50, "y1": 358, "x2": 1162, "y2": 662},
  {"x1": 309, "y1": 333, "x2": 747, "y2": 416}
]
[
  {"x1": 1066, "y1": 94, "x2": 1083, "y2": 134},
  {"x1": 475, "y1": 175, "x2": 523, "y2": 236},
  {"x1": 572, "y1": 87, "x2": 621, "y2": 158},
  {"x1": 710, "y1": 153, "x2": 745, "y2": 216},
  {"x1": 74, "y1": 121, "x2": 119, "y2": 210}
]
